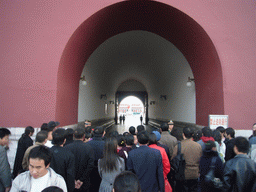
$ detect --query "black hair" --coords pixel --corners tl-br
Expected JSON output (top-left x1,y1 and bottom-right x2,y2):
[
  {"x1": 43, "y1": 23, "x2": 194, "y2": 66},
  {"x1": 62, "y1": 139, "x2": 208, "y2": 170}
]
[
  {"x1": 183, "y1": 127, "x2": 193, "y2": 139},
  {"x1": 64, "y1": 128, "x2": 74, "y2": 140},
  {"x1": 114, "y1": 171, "x2": 141, "y2": 192},
  {"x1": 42, "y1": 186, "x2": 63, "y2": 192},
  {"x1": 148, "y1": 133, "x2": 157, "y2": 145},
  {"x1": 137, "y1": 130, "x2": 149, "y2": 144},
  {"x1": 129, "y1": 126, "x2": 136, "y2": 135},
  {"x1": 73, "y1": 127, "x2": 85, "y2": 139},
  {"x1": 225, "y1": 127, "x2": 235, "y2": 138},
  {"x1": 193, "y1": 129, "x2": 202, "y2": 142},
  {"x1": 109, "y1": 131, "x2": 119, "y2": 138},
  {"x1": 93, "y1": 126, "x2": 104, "y2": 137},
  {"x1": 125, "y1": 134, "x2": 134, "y2": 146},
  {"x1": 24, "y1": 126, "x2": 34, "y2": 135},
  {"x1": 0, "y1": 128, "x2": 11, "y2": 139},
  {"x1": 52, "y1": 128, "x2": 65, "y2": 146},
  {"x1": 216, "y1": 126, "x2": 225, "y2": 133},
  {"x1": 160, "y1": 123, "x2": 169, "y2": 132},
  {"x1": 205, "y1": 140, "x2": 216, "y2": 151},
  {"x1": 29, "y1": 145, "x2": 52, "y2": 167},
  {"x1": 202, "y1": 127, "x2": 213, "y2": 137},
  {"x1": 137, "y1": 125, "x2": 145, "y2": 133},
  {"x1": 123, "y1": 132, "x2": 130, "y2": 137},
  {"x1": 99, "y1": 137, "x2": 122, "y2": 172},
  {"x1": 212, "y1": 129, "x2": 222, "y2": 144},
  {"x1": 35, "y1": 131, "x2": 48, "y2": 143},
  {"x1": 234, "y1": 136, "x2": 250, "y2": 154},
  {"x1": 117, "y1": 134, "x2": 125, "y2": 147},
  {"x1": 41, "y1": 123, "x2": 48, "y2": 131}
]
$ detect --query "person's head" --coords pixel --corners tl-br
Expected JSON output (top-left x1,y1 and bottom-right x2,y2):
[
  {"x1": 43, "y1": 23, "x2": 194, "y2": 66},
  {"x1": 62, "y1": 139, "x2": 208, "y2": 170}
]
[
  {"x1": 205, "y1": 140, "x2": 217, "y2": 151},
  {"x1": 216, "y1": 126, "x2": 225, "y2": 139},
  {"x1": 129, "y1": 126, "x2": 136, "y2": 135},
  {"x1": 41, "y1": 123, "x2": 48, "y2": 131},
  {"x1": 93, "y1": 126, "x2": 104, "y2": 137},
  {"x1": 193, "y1": 129, "x2": 202, "y2": 142},
  {"x1": 234, "y1": 136, "x2": 250, "y2": 154},
  {"x1": 225, "y1": 127, "x2": 235, "y2": 139},
  {"x1": 42, "y1": 186, "x2": 63, "y2": 192},
  {"x1": 202, "y1": 126, "x2": 213, "y2": 137},
  {"x1": 123, "y1": 132, "x2": 130, "y2": 137},
  {"x1": 117, "y1": 134, "x2": 125, "y2": 147},
  {"x1": 85, "y1": 126, "x2": 92, "y2": 134},
  {"x1": 64, "y1": 128, "x2": 74, "y2": 140},
  {"x1": 183, "y1": 127, "x2": 194, "y2": 139},
  {"x1": 52, "y1": 128, "x2": 66, "y2": 146},
  {"x1": 47, "y1": 121, "x2": 60, "y2": 141},
  {"x1": 28, "y1": 145, "x2": 51, "y2": 179},
  {"x1": 252, "y1": 123, "x2": 256, "y2": 136},
  {"x1": 152, "y1": 131, "x2": 161, "y2": 142},
  {"x1": 125, "y1": 134, "x2": 134, "y2": 146},
  {"x1": 212, "y1": 129, "x2": 222, "y2": 144},
  {"x1": 84, "y1": 120, "x2": 91, "y2": 128},
  {"x1": 0, "y1": 128, "x2": 11, "y2": 146},
  {"x1": 137, "y1": 130, "x2": 149, "y2": 145},
  {"x1": 109, "y1": 131, "x2": 119, "y2": 138},
  {"x1": 160, "y1": 123, "x2": 169, "y2": 132},
  {"x1": 35, "y1": 131, "x2": 48, "y2": 144},
  {"x1": 113, "y1": 171, "x2": 141, "y2": 192},
  {"x1": 24, "y1": 126, "x2": 34, "y2": 137},
  {"x1": 73, "y1": 127, "x2": 85, "y2": 140},
  {"x1": 137, "y1": 125, "x2": 145, "y2": 133},
  {"x1": 148, "y1": 133, "x2": 157, "y2": 145},
  {"x1": 168, "y1": 120, "x2": 174, "y2": 132}
]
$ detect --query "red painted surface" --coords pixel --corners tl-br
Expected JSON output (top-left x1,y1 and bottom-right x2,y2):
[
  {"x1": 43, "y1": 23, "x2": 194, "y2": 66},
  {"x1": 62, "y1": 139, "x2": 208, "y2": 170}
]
[
  {"x1": 57, "y1": 1, "x2": 224, "y2": 126},
  {"x1": 1, "y1": 0, "x2": 255, "y2": 129}
]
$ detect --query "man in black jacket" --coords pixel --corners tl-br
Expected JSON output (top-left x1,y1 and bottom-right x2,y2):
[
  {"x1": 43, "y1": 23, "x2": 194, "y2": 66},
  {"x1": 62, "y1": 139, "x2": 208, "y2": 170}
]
[
  {"x1": 50, "y1": 128, "x2": 75, "y2": 192},
  {"x1": 223, "y1": 136, "x2": 256, "y2": 192},
  {"x1": 12, "y1": 126, "x2": 34, "y2": 178},
  {"x1": 65, "y1": 127, "x2": 94, "y2": 192},
  {"x1": 224, "y1": 127, "x2": 236, "y2": 161},
  {"x1": 87, "y1": 126, "x2": 105, "y2": 192}
]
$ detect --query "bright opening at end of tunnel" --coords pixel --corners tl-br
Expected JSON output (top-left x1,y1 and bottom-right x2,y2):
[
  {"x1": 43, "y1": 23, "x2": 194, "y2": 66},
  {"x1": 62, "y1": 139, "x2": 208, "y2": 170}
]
[{"x1": 118, "y1": 96, "x2": 145, "y2": 133}]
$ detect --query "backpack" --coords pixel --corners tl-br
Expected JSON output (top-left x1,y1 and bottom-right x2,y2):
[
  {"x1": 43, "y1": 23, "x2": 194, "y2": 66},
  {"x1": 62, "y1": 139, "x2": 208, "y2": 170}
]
[{"x1": 170, "y1": 142, "x2": 186, "y2": 181}]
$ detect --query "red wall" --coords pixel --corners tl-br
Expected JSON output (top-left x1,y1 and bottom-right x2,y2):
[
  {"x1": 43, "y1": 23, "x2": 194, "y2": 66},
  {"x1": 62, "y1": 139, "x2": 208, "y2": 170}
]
[{"x1": 1, "y1": 0, "x2": 255, "y2": 129}]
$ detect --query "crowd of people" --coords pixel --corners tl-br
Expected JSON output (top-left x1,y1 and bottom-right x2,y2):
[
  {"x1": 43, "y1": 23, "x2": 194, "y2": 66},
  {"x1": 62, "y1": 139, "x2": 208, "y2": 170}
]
[{"x1": 0, "y1": 120, "x2": 256, "y2": 192}]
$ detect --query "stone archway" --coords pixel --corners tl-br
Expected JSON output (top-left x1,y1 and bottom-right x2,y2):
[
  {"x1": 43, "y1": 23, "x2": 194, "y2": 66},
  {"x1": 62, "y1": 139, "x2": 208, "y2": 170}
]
[{"x1": 56, "y1": 0, "x2": 223, "y2": 126}]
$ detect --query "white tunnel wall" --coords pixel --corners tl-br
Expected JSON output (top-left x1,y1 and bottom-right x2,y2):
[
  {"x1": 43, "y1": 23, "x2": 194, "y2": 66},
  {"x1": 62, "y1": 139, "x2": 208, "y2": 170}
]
[{"x1": 78, "y1": 31, "x2": 195, "y2": 123}]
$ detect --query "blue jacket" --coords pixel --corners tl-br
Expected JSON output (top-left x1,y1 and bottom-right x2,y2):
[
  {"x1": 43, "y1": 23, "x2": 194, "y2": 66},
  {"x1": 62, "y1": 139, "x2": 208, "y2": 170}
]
[{"x1": 127, "y1": 145, "x2": 165, "y2": 192}]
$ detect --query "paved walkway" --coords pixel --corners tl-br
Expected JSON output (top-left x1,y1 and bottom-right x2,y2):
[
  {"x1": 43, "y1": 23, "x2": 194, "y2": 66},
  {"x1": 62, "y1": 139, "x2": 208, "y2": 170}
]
[{"x1": 106, "y1": 115, "x2": 153, "y2": 135}]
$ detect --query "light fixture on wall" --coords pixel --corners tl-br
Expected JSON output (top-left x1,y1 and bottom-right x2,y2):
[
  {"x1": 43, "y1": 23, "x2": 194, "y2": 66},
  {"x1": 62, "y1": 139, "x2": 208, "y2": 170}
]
[
  {"x1": 109, "y1": 101, "x2": 114, "y2": 104},
  {"x1": 186, "y1": 77, "x2": 195, "y2": 87},
  {"x1": 160, "y1": 95, "x2": 167, "y2": 100},
  {"x1": 80, "y1": 76, "x2": 87, "y2": 86},
  {"x1": 100, "y1": 94, "x2": 107, "y2": 100}
]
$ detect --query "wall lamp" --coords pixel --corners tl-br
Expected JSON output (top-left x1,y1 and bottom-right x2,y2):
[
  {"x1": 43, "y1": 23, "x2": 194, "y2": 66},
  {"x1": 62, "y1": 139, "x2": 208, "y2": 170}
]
[
  {"x1": 186, "y1": 77, "x2": 195, "y2": 87},
  {"x1": 160, "y1": 95, "x2": 167, "y2": 100},
  {"x1": 150, "y1": 101, "x2": 156, "y2": 105},
  {"x1": 109, "y1": 101, "x2": 115, "y2": 104},
  {"x1": 80, "y1": 76, "x2": 87, "y2": 86},
  {"x1": 100, "y1": 94, "x2": 107, "y2": 100}
]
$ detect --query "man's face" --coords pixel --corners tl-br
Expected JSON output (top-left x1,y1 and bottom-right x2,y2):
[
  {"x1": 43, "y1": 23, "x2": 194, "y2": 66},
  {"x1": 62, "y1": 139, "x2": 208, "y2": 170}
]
[
  {"x1": 253, "y1": 124, "x2": 256, "y2": 131},
  {"x1": 0, "y1": 135, "x2": 9, "y2": 146},
  {"x1": 168, "y1": 124, "x2": 174, "y2": 132},
  {"x1": 29, "y1": 158, "x2": 49, "y2": 179},
  {"x1": 84, "y1": 121, "x2": 91, "y2": 128}
]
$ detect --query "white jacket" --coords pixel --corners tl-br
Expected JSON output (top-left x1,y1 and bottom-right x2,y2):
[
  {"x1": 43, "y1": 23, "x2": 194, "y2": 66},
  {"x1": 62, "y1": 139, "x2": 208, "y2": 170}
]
[{"x1": 10, "y1": 167, "x2": 67, "y2": 192}]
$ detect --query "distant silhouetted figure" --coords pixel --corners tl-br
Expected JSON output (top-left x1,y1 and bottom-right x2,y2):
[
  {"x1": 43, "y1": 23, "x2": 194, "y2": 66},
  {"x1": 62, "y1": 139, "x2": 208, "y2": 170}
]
[
  {"x1": 119, "y1": 115, "x2": 123, "y2": 124},
  {"x1": 123, "y1": 115, "x2": 125, "y2": 124},
  {"x1": 140, "y1": 115, "x2": 143, "y2": 125}
]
